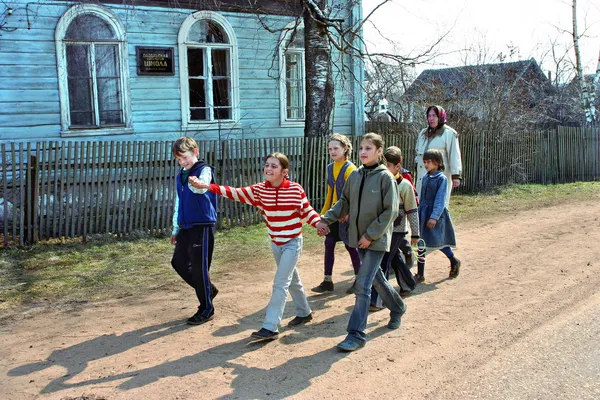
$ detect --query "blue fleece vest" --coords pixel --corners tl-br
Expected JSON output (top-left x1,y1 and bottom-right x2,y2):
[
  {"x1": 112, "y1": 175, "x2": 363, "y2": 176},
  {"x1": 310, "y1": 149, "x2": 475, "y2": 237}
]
[{"x1": 176, "y1": 160, "x2": 218, "y2": 228}]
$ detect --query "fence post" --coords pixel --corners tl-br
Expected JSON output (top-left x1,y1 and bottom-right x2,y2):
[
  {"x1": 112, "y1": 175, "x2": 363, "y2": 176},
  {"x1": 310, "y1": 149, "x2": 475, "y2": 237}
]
[{"x1": 25, "y1": 153, "x2": 37, "y2": 244}]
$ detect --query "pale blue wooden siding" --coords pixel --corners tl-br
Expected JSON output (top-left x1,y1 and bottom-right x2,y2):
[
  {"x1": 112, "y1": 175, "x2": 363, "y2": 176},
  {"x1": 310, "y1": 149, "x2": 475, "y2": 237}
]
[{"x1": 0, "y1": 1, "x2": 361, "y2": 143}]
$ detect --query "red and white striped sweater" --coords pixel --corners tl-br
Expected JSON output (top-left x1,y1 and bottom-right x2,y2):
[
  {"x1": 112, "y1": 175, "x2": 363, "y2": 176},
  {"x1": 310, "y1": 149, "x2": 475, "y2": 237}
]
[{"x1": 209, "y1": 179, "x2": 320, "y2": 245}]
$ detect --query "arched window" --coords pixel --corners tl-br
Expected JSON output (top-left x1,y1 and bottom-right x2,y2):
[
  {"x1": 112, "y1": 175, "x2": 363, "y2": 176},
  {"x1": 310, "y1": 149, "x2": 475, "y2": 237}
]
[
  {"x1": 279, "y1": 23, "x2": 305, "y2": 126},
  {"x1": 178, "y1": 12, "x2": 239, "y2": 129},
  {"x1": 55, "y1": 5, "x2": 131, "y2": 136}
]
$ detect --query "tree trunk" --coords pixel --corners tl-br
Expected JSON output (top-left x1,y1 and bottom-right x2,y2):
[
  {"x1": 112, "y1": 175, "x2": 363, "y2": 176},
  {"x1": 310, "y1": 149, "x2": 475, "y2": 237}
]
[
  {"x1": 572, "y1": 0, "x2": 595, "y2": 123},
  {"x1": 589, "y1": 50, "x2": 600, "y2": 123},
  {"x1": 303, "y1": 4, "x2": 335, "y2": 138}
]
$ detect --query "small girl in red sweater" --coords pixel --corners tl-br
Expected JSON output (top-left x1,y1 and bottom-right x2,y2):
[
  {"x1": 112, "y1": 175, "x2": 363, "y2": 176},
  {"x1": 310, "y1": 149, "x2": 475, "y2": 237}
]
[{"x1": 189, "y1": 152, "x2": 321, "y2": 340}]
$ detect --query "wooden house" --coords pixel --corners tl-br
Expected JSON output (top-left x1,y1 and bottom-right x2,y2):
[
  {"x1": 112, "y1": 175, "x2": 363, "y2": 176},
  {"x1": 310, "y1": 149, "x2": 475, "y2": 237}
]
[
  {"x1": 403, "y1": 58, "x2": 553, "y2": 123},
  {"x1": 0, "y1": 0, "x2": 365, "y2": 143}
]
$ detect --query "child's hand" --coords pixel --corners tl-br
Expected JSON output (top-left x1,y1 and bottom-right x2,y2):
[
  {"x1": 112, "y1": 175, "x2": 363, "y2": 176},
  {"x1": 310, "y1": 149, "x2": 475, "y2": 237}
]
[
  {"x1": 339, "y1": 215, "x2": 349, "y2": 223},
  {"x1": 426, "y1": 218, "x2": 437, "y2": 228},
  {"x1": 315, "y1": 221, "x2": 330, "y2": 236},
  {"x1": 410, "y1": 237, "x2": 419, "y2": 246},
  {"x1": 357, "y1": 236, "x2": 371, "y2": 249},
  {"x1": 170, "y1": 235, "x2": 177, "y2": 245},
  {"x1": 188, "y1": 176, "x2": 209, "y2": 190}
]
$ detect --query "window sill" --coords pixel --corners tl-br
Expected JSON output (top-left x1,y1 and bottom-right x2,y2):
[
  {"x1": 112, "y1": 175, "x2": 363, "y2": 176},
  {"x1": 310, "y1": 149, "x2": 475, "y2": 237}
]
[
  {"x1": 280, "y1": 120, "x2": 305, "y2": 128},
  {"x1": 60, "y1": 127, "x2": 134, "y2": 138},
  {"x1": 181, "y1": 121, "x2": 241, "y2": 131}
]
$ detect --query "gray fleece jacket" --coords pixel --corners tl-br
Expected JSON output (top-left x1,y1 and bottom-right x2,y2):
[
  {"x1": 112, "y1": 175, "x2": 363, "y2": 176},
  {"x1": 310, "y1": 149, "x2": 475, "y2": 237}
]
[{"x1": 321, "y1": 163, "x2": 399, "y2": 252}]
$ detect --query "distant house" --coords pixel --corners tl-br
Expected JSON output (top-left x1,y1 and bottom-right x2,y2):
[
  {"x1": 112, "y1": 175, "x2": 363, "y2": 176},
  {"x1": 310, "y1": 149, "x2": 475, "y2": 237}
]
[
  {"x1": 0, "y1": 0, "x2": 364, "y2": 143},
  {"x1": 562, "y1": 74, "x2": 600, "y2": 124},
  {"x1": 403, "y1": 58, "x2": 553, "y2": 123}
]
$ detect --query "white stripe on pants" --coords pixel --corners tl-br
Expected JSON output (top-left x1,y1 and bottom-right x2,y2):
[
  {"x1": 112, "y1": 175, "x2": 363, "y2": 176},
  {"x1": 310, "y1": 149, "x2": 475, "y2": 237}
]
[{"x1": 262, "y1": 236, "x2": 311, "y2": 332}]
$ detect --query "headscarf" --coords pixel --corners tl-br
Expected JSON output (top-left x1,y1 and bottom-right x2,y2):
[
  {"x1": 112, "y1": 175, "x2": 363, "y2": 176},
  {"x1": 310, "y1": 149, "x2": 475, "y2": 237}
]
[{"x1": 425, "y1": 105, "x2": 447, "y2": 137}]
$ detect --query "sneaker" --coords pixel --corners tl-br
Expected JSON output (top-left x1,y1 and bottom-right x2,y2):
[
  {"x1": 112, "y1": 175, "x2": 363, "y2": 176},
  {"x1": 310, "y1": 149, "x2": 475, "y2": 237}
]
[
  {"x1": 311, "y1": 280, "x2": 334, "y2": 293},
  {"x1": 336, "y1": 338, "x2": 365, "y2": 352},
  {"x1": 187, "y1": 312, "x2": 214, "y2": 325},
  {"x1": 413, "y1": 273, "x2": 425, "y2": 283},
  {"x1": 288, "y1": 313, "x2": 313, "y2": 326},
  {"x1": 369, "y1": 305, "x2": 384, "y2": 312},
  {"x1": 345, "y1": 279, "x2": 357, "y2": 294},
  {"x1": 250, "y1": 328, "x2": 279, "y2": 340},
  {"x1": 449, "y1": 259, "x2": 461, "y2": 278}
]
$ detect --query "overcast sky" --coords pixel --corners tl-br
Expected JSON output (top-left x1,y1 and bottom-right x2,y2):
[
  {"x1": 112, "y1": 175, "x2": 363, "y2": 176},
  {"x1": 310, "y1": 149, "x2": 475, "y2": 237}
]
[{"x1": 362, "y1": 0, "x2": 600, "y2": 80}]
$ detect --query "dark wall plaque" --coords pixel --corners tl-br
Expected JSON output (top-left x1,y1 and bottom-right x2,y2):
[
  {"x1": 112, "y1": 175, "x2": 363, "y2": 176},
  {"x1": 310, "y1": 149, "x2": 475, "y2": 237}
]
[{"x1": 136, "y1": 47, "x2": 175, "y2": 76}]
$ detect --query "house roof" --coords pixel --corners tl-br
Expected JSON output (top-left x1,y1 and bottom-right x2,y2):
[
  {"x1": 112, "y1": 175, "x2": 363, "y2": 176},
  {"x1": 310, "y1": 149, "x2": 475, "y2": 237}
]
[
  {"x1": 565, "y1": 73, "x2": 600, "y2": 95},
  {"x1": 404, "y1": 58, "x2": 550, "y2": 102}
]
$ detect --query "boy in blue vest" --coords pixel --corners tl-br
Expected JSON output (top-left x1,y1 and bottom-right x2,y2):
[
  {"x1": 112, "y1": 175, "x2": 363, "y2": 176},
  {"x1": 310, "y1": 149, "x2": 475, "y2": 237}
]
[{"x1": 171, "y1": 137, "x2": 219, "y2": 325}]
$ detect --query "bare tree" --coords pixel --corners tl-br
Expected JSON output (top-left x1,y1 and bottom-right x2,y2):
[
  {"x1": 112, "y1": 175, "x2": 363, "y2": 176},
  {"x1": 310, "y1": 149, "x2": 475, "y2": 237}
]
[
  {"x1": 572, "y1": 0, "x2": 598, "y2": 123},
  {"x1": 364, "y1": 59, "x2": 416, "y2": 122}
]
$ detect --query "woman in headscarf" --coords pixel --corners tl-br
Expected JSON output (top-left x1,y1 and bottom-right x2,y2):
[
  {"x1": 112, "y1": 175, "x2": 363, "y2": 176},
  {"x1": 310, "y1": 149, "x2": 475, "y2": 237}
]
[{"x1": 414, "y1": 105, "x2": 462, "y2": 207}]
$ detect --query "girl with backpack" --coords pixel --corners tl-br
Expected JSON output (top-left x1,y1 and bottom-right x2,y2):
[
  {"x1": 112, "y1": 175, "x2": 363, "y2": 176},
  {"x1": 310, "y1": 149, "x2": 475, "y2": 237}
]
[{"x1": 312, "y1": 134, "x2": 361, "y2": 294}]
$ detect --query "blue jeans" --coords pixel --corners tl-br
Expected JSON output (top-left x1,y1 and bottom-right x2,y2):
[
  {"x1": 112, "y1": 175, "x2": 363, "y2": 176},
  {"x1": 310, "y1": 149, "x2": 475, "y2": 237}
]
[
  {"x1": 263, "y1": 236, "x2": 311, "y2": 332},
  {"x1": 346, "y1": 249, "x2": 407, "y2": 343}
]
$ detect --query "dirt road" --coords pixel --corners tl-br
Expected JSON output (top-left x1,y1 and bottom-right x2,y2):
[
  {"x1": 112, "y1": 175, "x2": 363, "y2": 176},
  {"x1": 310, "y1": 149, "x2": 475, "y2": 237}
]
[{"x1": 2, "y1": 199, "x2": 600, "y2": 399}]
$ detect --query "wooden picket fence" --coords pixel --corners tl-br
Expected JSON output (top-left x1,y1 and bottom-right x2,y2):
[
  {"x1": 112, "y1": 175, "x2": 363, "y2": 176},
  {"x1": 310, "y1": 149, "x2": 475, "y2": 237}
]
[{"x1": 1, "y1": 125, "x2": 599, "y2": 245}]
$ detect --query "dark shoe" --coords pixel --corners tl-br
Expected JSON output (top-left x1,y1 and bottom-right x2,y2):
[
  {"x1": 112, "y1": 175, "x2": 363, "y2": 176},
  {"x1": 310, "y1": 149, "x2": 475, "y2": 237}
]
[
  {"x1": 336, "y1": 338, "x2": 365, "y2": 352},
  {"x1": 211, "y1": 286, "x2": 219, "y2": 300},
  {"x1": 312, "y1": 280, "x2": 334, "y2": 293},
  {"x1": 388, "y1": 315, "x2": 402, "y2": 330},
  {"x1": 250, "y1": 328, "x2": 279, "y2": 340},
  {"x1": 414, "y1": 273, "x2": 425, "y2": 283},
  {"x1": 399, "y1": 289, "x2": 412, "y2": 297},
  {"x1": 187, "y1": 312, "x2": 214, "y2": 325},
  {"x1": 388, "y1": 305, "x2": 406, "y2": 329},
  {"x1": 288, "y1": 313, "x2": 313, "y2": 326},
  {"x1": 345, "y1": 279, "x2": 356, "y2": 294},
  {"x1": 449, "y1": 259, "x2": 461, "y2": 278},
  {"x1": 369, "y1": 305, "x2": 384, "y2": 312}
]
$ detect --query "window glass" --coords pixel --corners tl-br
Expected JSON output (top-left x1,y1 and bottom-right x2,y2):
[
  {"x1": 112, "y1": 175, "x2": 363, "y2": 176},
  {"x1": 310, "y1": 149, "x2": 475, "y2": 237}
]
[
  {"x1": 187, "y1": 48, "x2": 204, "y2": 77},
  {"x1": 187, "y1": 20, "x2": 228, "y2": 43},
  {"x1": 66, "y1": 44, "x2": 94, "y2": 126},
  {"x1": 189, "y1": 79, "x2": 207, "y2": 120},
  {"x1": 285, "y1": 52, "x2": 304, "y2": 120},
  {"x1": 212, "y1": 49, "x2": 228, "y2": 77},
  {"x1": 288, "y1": 28, "x2": 304, "y2": 49},
  {"x1": 65, "y1": 14, "x2": 116, "y2": 40},
  {"x1": 96, "y1": 45, "x2": 122, "y2": 125}
]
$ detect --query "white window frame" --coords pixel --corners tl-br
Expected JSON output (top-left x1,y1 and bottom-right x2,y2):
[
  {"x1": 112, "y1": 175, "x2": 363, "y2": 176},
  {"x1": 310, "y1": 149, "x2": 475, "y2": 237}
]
[
  {"x1": 55, "y1": 4, "x2": 132, "y2": 137},
  {"x1": 279, "y1": 22, "x2": 306, "y2": 127},
  {"x1": 178, "y1": 11, "x2": 240, "y2": 131}
]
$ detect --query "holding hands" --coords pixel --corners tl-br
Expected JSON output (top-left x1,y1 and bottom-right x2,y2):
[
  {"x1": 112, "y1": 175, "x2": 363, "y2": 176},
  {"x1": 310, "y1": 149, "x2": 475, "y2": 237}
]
[
  {"x1": 315, "y1": 221, "x2": 330, "y2": 236},
  {"x1": 188, "y1": 176, "x2": 209, "y2": 190}
]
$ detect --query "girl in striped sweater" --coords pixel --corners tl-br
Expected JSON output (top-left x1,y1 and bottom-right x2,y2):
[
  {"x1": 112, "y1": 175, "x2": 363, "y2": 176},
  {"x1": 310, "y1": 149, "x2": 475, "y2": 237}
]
[{"x1": 189, "y1": 152, "x2": 321, "y2": 340}]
